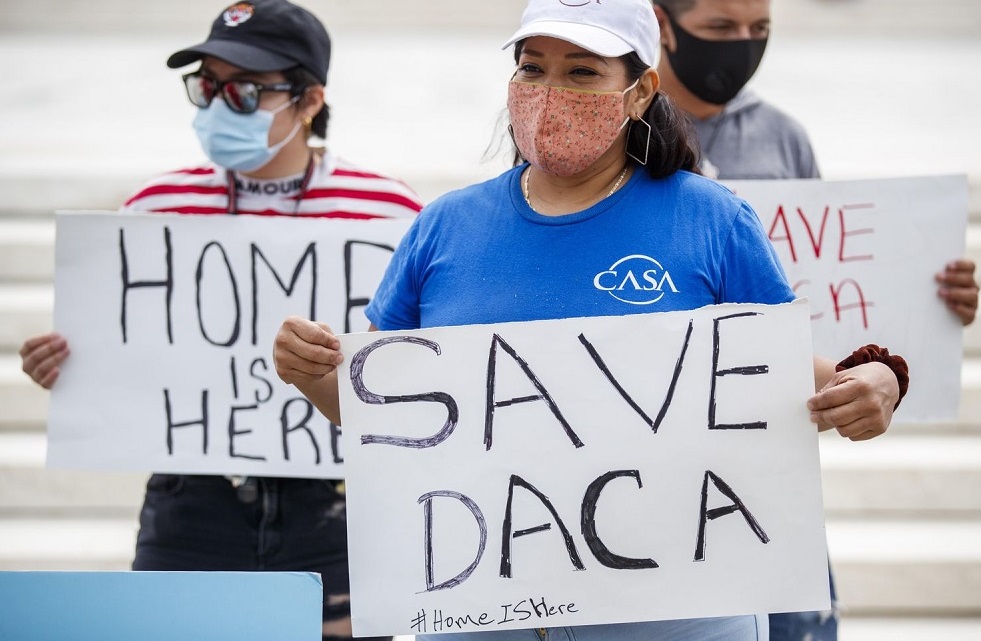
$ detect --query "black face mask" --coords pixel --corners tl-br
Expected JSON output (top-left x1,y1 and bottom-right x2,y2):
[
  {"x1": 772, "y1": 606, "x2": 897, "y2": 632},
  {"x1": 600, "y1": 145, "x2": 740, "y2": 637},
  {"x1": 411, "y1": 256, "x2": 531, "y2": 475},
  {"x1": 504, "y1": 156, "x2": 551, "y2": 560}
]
[{"x1": 665, "y1": 14, "x2": 768, "y2": 105}]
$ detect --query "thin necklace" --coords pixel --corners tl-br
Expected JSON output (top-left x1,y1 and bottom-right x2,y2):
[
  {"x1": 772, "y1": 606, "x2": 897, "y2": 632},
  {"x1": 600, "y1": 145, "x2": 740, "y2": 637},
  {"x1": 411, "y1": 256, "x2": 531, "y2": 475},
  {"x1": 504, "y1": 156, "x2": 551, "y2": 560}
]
[{"x1": 523, "y1": 165, "x2": 629, "y2": 212}]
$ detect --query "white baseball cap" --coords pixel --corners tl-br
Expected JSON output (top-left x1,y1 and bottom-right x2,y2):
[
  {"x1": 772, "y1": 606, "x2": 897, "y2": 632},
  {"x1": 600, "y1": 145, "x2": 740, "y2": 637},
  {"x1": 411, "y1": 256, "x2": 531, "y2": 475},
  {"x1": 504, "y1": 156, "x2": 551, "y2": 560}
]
[{"x1": 502, "y1": 0, "x2": 660, "y2": 68}]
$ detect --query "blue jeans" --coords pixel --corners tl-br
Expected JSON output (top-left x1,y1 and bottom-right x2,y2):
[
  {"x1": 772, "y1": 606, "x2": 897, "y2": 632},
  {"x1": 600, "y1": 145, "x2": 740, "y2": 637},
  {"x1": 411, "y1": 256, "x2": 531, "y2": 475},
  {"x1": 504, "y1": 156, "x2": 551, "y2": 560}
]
[
  {"x1": 133, "y1": 474, "x2": 387, "y2": 641},
  {"x1": 419, "y1": 614, "x2": 768, "y2": 641},
  {"x1": 769, "y1": 568, "x2": 839, "y2": 641}
]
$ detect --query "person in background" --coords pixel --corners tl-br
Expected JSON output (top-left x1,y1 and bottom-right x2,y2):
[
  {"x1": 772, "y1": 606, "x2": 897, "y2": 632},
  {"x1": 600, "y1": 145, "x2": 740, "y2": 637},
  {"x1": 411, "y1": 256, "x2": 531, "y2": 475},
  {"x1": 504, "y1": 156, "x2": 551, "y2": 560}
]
[
  {"x1": 272, "y1": 1, "x2": 908, "y2": 640},
  {"x1": 651, "y1": 1, "x2": 977, "y2": 639},
  {"x1": 652, "y1": 0, "x2": 977, "y2": 326},
  {"x1": 18, "y1": 2, "x2": 422, "y2": 639}
]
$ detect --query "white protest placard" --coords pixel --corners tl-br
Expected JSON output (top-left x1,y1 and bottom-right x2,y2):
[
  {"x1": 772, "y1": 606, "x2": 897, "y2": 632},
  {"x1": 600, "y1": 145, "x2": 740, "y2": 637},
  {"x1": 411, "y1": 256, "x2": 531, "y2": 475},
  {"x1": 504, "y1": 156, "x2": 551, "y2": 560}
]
[
  {"x1": 47, "y1": 211, "x2": 412, "y2": 477},
  {"x1": 339, "y1": 300, "x2": 829, "y2": 636},
  {"x1": 728, "y1": 175, "x2": 968, "y2": 421}
]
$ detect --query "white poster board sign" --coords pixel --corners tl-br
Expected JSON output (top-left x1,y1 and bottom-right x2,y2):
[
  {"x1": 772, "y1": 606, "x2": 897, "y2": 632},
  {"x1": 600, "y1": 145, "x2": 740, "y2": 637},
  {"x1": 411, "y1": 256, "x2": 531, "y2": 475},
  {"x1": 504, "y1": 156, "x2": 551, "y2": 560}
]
[
  {"x1": 339, "y1": 300, "x2": 829, "y2": 636},
  {"x1": 728, "y1": 175, "x2": 968, "y2": 420},
  {"x1": 47, "y1": 211, "x2": 412, "y2": 478}
]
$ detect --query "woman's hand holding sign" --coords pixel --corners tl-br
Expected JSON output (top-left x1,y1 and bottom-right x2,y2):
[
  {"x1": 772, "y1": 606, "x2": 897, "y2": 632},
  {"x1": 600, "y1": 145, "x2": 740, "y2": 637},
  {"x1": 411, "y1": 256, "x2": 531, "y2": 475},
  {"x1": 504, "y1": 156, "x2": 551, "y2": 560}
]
[
  {"x1": 808, "y1": 357, "x2": 901, "y2": 441},
  {"x1": 936, "y1": 258, "x2": 979, "y2": 326},
  {"x1": 274, "y1": 315, "x2": 345, "y2": 424},
  {"x1": 20, "y1": 332, "x2": 71, "y2": 389}
]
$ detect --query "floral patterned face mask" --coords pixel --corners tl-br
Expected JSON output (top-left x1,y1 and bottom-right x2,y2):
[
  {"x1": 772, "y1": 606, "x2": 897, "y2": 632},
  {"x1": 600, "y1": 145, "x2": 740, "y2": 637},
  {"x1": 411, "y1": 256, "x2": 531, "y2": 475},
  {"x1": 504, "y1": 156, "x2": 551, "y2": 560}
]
[{"x1": 507, "y1": 78, "x2": 638, "y2": 177}]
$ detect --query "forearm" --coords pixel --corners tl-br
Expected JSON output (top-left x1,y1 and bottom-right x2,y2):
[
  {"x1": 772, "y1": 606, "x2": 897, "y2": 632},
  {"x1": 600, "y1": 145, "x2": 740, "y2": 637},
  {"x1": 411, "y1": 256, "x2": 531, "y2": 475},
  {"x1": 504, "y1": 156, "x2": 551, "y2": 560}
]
[
  {"x1": 295, "y1": 369, "x2": 342, "y2": 425},
  {"x1": 812, "y1": 354, "x2": 836, "y2": 392}
]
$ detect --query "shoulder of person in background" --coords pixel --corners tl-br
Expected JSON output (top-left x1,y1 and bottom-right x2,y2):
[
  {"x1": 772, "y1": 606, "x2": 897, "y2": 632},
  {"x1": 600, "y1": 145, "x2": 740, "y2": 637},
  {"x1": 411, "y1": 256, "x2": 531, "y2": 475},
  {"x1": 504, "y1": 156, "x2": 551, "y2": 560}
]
[
  {"x1": 695, "y1": 89, "x2": 820, "y2": 181},
  {"x1": 118, "y1": 163, "x2": 223, "y2": 214}
]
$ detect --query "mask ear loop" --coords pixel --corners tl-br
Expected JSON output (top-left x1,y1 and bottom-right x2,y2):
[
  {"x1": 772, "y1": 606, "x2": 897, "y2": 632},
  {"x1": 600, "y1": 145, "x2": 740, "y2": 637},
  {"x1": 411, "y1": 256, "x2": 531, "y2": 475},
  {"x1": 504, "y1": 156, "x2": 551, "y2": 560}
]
[
  {"x1": 266, "y1": 95, "x2": 306, "y2": 155},
  {"x1": 266, "y1": 94, "x2": 302, "y2": 116}
]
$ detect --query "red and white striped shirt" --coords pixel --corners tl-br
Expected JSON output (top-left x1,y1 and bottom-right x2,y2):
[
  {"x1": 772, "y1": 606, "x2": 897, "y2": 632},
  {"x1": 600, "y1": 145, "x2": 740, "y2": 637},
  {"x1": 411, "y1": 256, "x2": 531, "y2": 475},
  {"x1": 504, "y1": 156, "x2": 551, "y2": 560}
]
[{"x1": 120, "y1": 151, "x2": 423, "y2": 219}]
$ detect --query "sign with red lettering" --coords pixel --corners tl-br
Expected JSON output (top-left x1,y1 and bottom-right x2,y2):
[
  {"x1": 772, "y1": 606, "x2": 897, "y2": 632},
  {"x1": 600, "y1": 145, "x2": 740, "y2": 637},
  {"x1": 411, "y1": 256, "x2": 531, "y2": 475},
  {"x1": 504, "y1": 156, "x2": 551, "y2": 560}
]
[
  {"x1": 339, "y1": 301, "x2": 830, "y2": 635},
  {"x1": 728, "y1": 175, "x2": 968, "y2": 420}
]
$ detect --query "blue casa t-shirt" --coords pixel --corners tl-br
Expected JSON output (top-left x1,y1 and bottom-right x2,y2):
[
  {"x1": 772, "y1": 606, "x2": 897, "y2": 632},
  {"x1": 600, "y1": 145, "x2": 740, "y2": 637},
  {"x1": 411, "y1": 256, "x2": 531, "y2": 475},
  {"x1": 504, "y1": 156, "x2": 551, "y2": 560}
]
[{"x1": 366, "y1": 165, "x2": 793, "y2": 330}]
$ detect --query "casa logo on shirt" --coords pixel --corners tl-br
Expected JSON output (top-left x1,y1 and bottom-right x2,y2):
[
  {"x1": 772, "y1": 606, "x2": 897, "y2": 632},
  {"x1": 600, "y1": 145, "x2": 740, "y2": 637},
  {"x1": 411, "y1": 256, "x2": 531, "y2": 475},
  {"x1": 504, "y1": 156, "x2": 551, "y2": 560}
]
[
  {"x1": 593, "y1": 254, "x2": 680, "y2": 305},
  {"x1": 223, "y1": 3, "x2": 254, "y2": 27}
]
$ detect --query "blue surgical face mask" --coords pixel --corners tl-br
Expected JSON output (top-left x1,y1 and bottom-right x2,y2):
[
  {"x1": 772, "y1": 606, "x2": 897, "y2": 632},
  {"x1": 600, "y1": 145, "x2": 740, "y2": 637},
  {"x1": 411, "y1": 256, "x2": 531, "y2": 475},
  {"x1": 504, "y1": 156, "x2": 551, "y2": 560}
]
[{"x1": 192, "y1": 97, "x2": 302, "y2": 172}]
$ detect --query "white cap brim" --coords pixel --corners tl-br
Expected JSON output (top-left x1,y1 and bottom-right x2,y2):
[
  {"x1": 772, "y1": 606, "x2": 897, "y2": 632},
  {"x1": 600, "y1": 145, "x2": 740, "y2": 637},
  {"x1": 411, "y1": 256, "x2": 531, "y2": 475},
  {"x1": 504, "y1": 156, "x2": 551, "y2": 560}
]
[{"x1": 502, "y1": 20, "x2": 634, "y2": 59}]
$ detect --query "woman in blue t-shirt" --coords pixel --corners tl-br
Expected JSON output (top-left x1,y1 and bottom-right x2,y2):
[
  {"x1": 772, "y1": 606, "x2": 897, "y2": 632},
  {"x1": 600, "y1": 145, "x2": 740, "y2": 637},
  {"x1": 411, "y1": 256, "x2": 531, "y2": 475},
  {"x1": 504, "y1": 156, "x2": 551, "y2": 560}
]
[{"x1": 272, "y1": 1, "x2": 906, "y2": 640}]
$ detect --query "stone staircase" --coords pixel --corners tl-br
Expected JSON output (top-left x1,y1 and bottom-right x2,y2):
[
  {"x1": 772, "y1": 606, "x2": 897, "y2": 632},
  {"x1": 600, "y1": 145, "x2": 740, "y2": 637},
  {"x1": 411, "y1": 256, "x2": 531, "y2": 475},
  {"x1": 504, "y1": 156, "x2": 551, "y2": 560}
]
[{"x1": 2, "y1": 1, "x2": 981, "y2": 639}]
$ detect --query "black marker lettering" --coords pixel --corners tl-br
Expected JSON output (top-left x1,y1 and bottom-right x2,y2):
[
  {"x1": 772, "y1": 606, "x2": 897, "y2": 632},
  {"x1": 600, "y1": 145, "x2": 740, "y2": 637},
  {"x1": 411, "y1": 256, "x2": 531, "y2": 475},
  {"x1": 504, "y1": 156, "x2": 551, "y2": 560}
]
[
  {"x1": 513, "y1": 600, "x2": 532, "y2": 621},
  {"x1": 195, "y1": 241, "x2": 241, "y2": 347},
  {"x1": 694, "y1": 470, "x2": 770, "y2": 561},
  {"x1": 249, "y1": 357, "x2": 274, "y2": 404},
  {"x1": 251, "y1": 243, "x2": 317, "y2": 346},
  {"x1": 328, "y1": 421, "x2": 343, "y2": 464},
  {"x1": 228, "y1": 403, "x2": 265, "y2": 461},
  {"x1": 351, "y1": 336, "x2": 459, "y2": 449},
  {"x1": 582, "y1": 470, "x2": 658, "y2": 569},
  {"x1": 119, "y1": 226, "x2": 174, "y2": 344},
  {"x1": 344, "y1": 240, "x2": 395, "y2": 332},
  {"x1": 419, "y1": 490, "x2": 487, "y2": 591},
  {"x1": 163, "y1": 389, "x2": 208, "y2": 455},
  {"x1": 578, "y1": 320, "x2": 693, "y2": 433},
  {"x1": 281, "y1": 397, "x2": 321, "y2": 464},
  {"x1": 709, "y1": 312, "x2": 769, "y2": 430},
  {"x1": 501, "y1": 474, "x2": 585, "y2": 578},
  {"x1": 229, "y1": 355, "x2": 240, "y2": 398},
  {"x1": 485, "y1": 333, "x2": 583, "y2": 451}
]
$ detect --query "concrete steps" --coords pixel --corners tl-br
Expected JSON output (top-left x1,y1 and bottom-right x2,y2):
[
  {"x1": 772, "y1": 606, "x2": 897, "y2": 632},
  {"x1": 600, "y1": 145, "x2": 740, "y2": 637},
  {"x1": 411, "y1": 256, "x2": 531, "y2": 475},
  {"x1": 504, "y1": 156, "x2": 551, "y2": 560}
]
[
  {"x1": 0, "y1": 432, "x2": 146, "y2": 514},
  {"x1": 818, "y1": 433, "x2": 981, "y2": 517},
  {"x1": 838, "y1": 618, "x2": 981, "y2": 641},
  {"x1": 829, "y1": 519, "x2": 981, "y2": 615},
  {"x1": 0, "y1": 518, "x2": 137, "y2": 572},
  {"x1": 0, "y1": 356, "x2": 48, "y2": 431}
]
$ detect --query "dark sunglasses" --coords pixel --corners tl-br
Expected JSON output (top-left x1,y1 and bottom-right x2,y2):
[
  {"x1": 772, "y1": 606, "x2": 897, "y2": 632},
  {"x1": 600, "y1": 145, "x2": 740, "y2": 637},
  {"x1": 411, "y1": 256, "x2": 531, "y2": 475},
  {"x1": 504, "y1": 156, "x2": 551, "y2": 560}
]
[{"x1": 182, "y1": 72, "x2": 296, "y2": 114}]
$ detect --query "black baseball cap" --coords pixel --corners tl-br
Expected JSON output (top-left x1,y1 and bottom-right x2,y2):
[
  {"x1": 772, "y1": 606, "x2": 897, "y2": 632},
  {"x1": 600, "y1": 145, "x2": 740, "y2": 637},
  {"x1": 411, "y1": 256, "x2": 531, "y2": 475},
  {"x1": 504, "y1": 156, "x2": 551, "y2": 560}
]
[{"x1": 167, "y1": 0, "x2": 331, "y2": 84}]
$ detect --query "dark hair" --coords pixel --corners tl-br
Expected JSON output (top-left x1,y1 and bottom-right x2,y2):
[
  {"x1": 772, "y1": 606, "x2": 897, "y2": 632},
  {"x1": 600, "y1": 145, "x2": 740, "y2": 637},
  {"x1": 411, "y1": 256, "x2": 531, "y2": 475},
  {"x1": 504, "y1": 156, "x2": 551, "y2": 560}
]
[
  {"x1": 284, "y1": 66, "x2": 329, "y2": 139},
  {"x1": 652, "y1": 0, "x2": 696, "y2": 17},
  {"x1": 509, "y1": 42, "x2": 699, "y2": 178}
]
